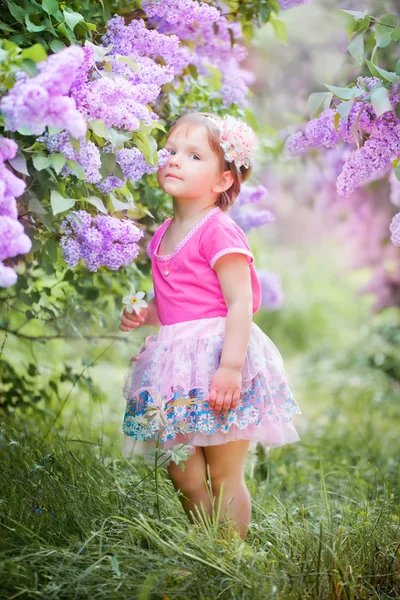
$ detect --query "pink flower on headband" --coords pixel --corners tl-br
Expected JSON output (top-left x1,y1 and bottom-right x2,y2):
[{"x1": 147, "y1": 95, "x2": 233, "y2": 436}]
[{"x1": 213, "y1": 115, "x2": 259, "y2": 169}]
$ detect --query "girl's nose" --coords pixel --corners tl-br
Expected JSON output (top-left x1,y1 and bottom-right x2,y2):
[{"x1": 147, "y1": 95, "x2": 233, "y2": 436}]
[{"x1": 168, "y1": 153, "x2": 180, "y2": 167}]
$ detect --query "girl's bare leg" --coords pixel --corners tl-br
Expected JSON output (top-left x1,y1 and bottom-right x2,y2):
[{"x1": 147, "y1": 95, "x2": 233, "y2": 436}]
[
  {"x1": 204, "y1": 440, "x2": 251, "y2": 540},
  {"x1": 167, "y1": 446, "x2": 211, "y2": 522}
]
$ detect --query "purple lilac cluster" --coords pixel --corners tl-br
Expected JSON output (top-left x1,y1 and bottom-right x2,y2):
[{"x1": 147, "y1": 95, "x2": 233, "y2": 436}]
[
  {"x1": 102, "y1": 16, "x2": 191, "y2": 74},
  {"x1": 229, "y1": 185, "x2": 275, "y2": 232},
  {"x1": 1, "y1": 46, "x2": 86, "y2": 138},
  {"x1": 142, "y1": 0, "x2": 220, "y2": 25},
  {"x1": 257, "y1": 270, "x2": 284, "y2": 310},
  {"x1": 142, "y1": 2, "x2": 251, "y2": 107},
  {"x1": 68, "y1": 16, "x2": 187, "y2": 132},
  {"x1": 42, "y1": 131, "x2": 102, "y2": 184},
  {"x1": 279, "y1": 0, "x2": 310, "y2": 9},
  {"x1": 390, "y1": 212, "x2": 400, "y2": 247},
  {"x1": 97, "y1": 148, "x2": 170, "y2": 193},
  {"x1": 284, "y1": 78, "x2": 400, "y2": 201},
  {"x1": 60, "y1": 210, "x2": 143, "y2": 272},
  {"x1": 74, "y1": 77, "x2": 159, "y2": 132},
  {"x1": 0, "y1": 137, "x2": 31, "y2": 288},
  {"x1": 336, "y1": 112, "x2": 400, "y2": 197}
]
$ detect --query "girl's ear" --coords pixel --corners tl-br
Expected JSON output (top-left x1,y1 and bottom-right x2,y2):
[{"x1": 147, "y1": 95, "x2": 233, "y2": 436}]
[{"x1": 212, "y1": 170, "x2": 234, "y2": 194}]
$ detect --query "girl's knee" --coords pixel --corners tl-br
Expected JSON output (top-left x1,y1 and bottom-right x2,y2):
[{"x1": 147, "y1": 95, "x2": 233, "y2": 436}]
[{"x1": 168, "y1": 463, "x2": 207, "y2": 496}]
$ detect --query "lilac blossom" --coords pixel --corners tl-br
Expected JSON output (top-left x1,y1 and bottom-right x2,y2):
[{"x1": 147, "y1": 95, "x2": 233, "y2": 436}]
[
  {"x1": 41, "y1": 131, "x2": 102, "y2": 184},
  {"x1": 257, "y1": 270, "x2": 284, "y2": 310},
  {"x1": 229, "y1": 184, "x2": 275, "y2": 232},
  {"x1": 74, "y1": 76, "x2": 158, "y2": 132},
  {"x1": 142, "y1": 0, "x2": 220, "y2": 25},
  {"x1": 390, "y1": 212, "x2": 400, "y2": 247},
  {"x1": 102, "y1": 16, "x2": 191, "y2": 72},
  {"x1": 97, "y1": 148, "x2": 169, "y2": 193},
  {"x1": 1, "y1": 46, "x2": 86, "y2": 138},
  {"x1": 389, "y1": 170, "x2": 400, "y2": 208},
  {"x1": 60, "y1": 210, "x2": 143, "y2": 272},
  {"x1": 0, "y1": 137, "x2": 31, "y2": 288},
  {"x1": 285, "y1": 79, "x2": 400, "y2": 197},
  {"x1": 279, "y1": 0, "x2": 310, "y2": 9}
]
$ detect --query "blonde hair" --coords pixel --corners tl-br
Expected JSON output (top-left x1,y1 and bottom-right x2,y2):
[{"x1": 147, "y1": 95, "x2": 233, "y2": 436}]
[{"x1": 166, "y1": 112, "x2": 252, "y2": 211}]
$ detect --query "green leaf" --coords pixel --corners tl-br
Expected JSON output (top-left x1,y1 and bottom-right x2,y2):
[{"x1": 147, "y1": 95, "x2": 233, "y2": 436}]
[
  {"x1": 374, "y1": 24, "x2": 393, "y2": 48},
  {"x1": 100, "y1": 152, "x2": 116, "y2": 178},
  {"x1": 118, "y1": 55, "x2": 140, "y2": 74},
  {"x1": 269, "y1": 14, "x2": 287, "y2": 44},
  {"x1": 21, "y1": 59, "x2": 39, "y2": 77},
  {"x1": 51, "y1": 153, "x2": 66, "y2": 174},
  {"x1": 69, "y1": 135, "x2": 81, "y2": 152},
  {"x1": 336, "y1": 94, "x2": 356, "y2": 122},
  {"x1": 9, "y1": 152, "x2": 29, "y2": 176},
  {"x1": 81, "y1": 21, "x2": 96, "y2": 32},
  {"x1": 114, "y1": 163, "x2": 124, "y2": 180},
  {"x1": 323, "y1": 84, "x2": 364, "y2": 101},
  {"x1": 28, "y1": 194, "x2": 48, "y2": 215},
  {"x1": 85, "y1": 196, "x2": 108, "y2": 214},
  {"x1": 32, "y1": 153, "x2": 52, "y2": 171},
  {"x1": 50, "y1": 190, "x2": 75, "y2": 215},
  {"x1": 5, "y1": 1, "x2": 25, "y2": 23},
  {"x1": 18, "y1": 127, "x2": 35, "y2": 136},
  {"x1": 25, "y1": 15, "x2": 46, "y2": 32},
  {"x1": 370, "y1": 86, "x2": 392, "y2": 117},
  {"x1": 89, "y1": 119, "x2": 109, "y2": 139},
  {"x1": 0, "y1": 21, "x2": 16, "y2": 33},
  {"x1": 42, "y1": 0, "x2": 59, "y2": 15},
  {"x1": 134, "y1": 132, "x2": 157, "y2": 166},
  {"x1": 84, "y1": 40, "x2": 112, "y2": 61},
  {"x1": 49, "y1": 40, "x2": 66, "y2": 53},
  {"x1": 66, "y1": 159, "x2": 86, "y2": 180},
  {"x1": 365, "y1": 59, "x2": 399, "y2": 83},
  {"x1": 339, "y1": 9, "x2": 368, "y2": 20},
  {"x1": 46, "y1": 239, "x2": 58, "y2": 262},
  {"x1": 396, "y1": 59, "x2": 400, "y2": 76},
  {"x1": 21, "y1": 44, "x2": 47, "y2": 63},
  {"x1": 109, "y1": 193, "x2": 136, "y2": 213},
  {"x1": 395, "y1": 103, "x2": 400, "y2": 120},
  {"x1": 107, "y1": 127, "x2": 131, "y2": 148},
  {"x1": 392, "y1": 22, "x2": 400, "y2": 42},
  {"x1": 56, "y1": 21, "x2": 73, "y2": 41},
  {"x1": 348, "y1": 33, "x2": 364, "y2": 65},
  {"x1": 308, "y1": 92, "x2": 333, "y2": 119},
  {"x1": 63, "y1": 9, "x2": 83, "y2": 31}
]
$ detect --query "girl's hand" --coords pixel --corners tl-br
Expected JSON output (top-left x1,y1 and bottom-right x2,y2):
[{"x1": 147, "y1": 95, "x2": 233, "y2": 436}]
[
  {"x1": 209, "y1": 366, "x2": 242, "y2": 414},
  {"x1": 119, "y1": 307, "x2": 149, "y2": 332}
]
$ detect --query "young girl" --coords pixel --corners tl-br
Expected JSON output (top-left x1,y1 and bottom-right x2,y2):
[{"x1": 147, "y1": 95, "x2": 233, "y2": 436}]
[{"x1": 119, "y1": 112, "x2": 301, "y2": 540}]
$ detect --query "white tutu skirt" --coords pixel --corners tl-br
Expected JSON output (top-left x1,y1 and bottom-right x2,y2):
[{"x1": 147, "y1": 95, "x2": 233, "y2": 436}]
[{"x1": 122, "y1": 316, "x2": 301, "y2": 462}]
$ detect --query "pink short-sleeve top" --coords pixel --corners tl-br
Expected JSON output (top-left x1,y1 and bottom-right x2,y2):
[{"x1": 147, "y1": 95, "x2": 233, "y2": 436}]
[{"x1": 147, "y1": 206, "x2": 261, "y2": 326}]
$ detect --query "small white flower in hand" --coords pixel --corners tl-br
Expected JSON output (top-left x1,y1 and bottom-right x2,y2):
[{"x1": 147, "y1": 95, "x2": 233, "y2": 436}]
[{"x1": 122, "y1": 288, "x2": 148, "y2": 315}]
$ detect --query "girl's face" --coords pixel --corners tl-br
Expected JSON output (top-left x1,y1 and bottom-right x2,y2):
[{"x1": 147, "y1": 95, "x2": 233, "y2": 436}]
[{"x1": 157, "y1": 123, "x2": 231, "y2": 202}]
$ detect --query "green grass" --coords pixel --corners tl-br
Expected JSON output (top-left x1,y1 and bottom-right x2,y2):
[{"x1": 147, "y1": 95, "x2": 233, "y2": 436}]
[{"x1": 1, "y1": 312, "x2": 400, "y2": 600}]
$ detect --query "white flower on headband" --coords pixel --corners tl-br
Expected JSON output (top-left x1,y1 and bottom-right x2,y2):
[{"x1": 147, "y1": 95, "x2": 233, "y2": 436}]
[{"x1": 211, "y1": 115, "x2": 259, "y2": 169}]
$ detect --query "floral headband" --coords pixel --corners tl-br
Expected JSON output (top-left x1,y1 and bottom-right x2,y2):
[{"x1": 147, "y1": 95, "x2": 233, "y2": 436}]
[{"x1": 208, "y1": 114, "x2": 259, "y2": 170}]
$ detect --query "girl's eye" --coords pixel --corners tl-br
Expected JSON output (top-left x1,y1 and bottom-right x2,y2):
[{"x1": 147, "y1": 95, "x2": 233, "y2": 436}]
[
  {"x1": 190, "y1": 154, "x2": 200, "y2": 160},
  {"x1": 167, "y1": 149, "x2": 175, "y2": 155}
]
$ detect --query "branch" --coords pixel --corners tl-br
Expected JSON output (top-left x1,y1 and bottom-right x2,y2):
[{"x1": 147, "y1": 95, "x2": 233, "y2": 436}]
[{"x1": 0, "y1": 325, "x2": 130, "y2": 343}]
